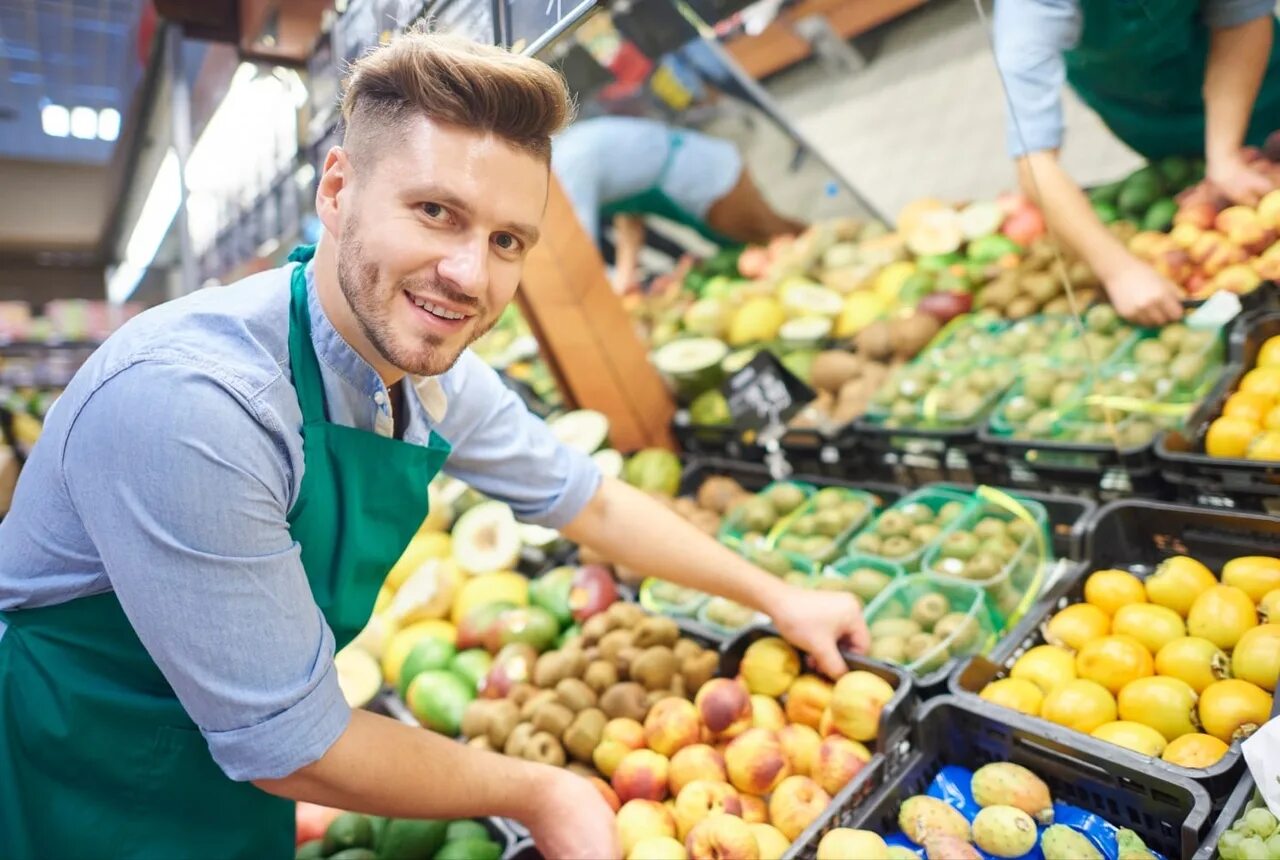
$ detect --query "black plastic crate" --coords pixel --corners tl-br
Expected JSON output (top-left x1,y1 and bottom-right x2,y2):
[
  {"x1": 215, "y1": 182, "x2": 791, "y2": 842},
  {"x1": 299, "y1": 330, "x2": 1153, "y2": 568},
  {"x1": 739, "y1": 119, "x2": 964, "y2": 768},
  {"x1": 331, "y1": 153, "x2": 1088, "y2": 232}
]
[
  {"x1": 720, "y1": 626, "x2": 916, "y2": 860},
  {"x1": 672, "y1": 412, "x2": 764, "y2": 462},
  {"x1": 825, "y1": 695, "x2": 1212, "y2": 860},
  {"x1": 778, "y1": 426, "x2": 865, "y2": 479},
  {"x1": 1191, "y1": 773, "x2": 1258, "y2": 860},
  {"x1": 848, "y1": 417, "x2": 1000, "y2": 486},
  {"x1": 1158, "y1": 311, "x2": 1280, "y2": 515},
  {"x1": 678, "y1": 456, "x2": 904, "y2": 509},
  {"x1": 926, "y1": 481, "x2": 1098, "y2": 560},
  {"x1": 951, "y1": 499, "x2": 1280, "y2": 804}
]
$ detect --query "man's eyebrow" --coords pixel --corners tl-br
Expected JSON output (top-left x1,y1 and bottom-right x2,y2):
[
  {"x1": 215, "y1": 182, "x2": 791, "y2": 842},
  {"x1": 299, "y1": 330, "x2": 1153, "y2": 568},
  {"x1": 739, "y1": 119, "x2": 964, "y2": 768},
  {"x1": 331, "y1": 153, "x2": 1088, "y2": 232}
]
[{"x1": 403, "y1": 184, "x2": 539, "y2": 245}]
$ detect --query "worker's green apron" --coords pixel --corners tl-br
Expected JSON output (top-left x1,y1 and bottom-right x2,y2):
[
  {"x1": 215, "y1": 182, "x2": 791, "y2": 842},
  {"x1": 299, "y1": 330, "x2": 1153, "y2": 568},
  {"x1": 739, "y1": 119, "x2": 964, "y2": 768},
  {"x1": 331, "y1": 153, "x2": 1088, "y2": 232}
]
[
  {"x1": 601, "y1": 131, "x2": 737, "y2": 246},
  {"x1": 1065, "y1": 0, "x2": 1280, "y2": 159},
  {"x1": 0, "y1": 244, "x2": 450, "y2": 859}
]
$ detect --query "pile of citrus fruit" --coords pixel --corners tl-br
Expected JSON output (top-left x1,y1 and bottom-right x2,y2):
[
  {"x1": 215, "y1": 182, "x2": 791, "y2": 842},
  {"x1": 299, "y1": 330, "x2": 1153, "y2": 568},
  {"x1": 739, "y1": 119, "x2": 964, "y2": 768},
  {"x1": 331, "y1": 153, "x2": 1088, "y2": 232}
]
[
  {"x1": 980, "y1": 554, "x2": 1278, "y2": 768},
  {"x1": 1206, "y1": 333, "x2": 1280, "y2": 460}
]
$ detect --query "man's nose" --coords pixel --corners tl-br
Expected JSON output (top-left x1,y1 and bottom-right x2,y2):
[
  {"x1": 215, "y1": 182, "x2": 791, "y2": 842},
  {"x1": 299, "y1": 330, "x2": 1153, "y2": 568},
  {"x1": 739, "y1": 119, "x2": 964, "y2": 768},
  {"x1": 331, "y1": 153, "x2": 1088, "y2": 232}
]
[{"x1": 437, "y1": 235, "x2": 489, "y2": 297}]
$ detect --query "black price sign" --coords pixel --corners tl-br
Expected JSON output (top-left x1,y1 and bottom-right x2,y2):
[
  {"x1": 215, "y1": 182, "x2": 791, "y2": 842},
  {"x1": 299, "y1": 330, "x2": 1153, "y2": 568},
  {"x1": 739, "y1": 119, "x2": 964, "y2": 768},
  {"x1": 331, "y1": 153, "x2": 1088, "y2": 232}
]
[{"x1": 722, "y1": 351, "x2": 813, "y2": 432}]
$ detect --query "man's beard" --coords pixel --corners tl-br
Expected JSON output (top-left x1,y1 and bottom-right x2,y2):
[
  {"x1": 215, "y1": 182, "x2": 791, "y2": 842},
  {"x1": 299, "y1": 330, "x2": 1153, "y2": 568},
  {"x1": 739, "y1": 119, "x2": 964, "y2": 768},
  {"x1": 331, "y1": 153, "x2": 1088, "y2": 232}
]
[{"x1": 336, "y1": 232, "x2": 495, "y2": 378}]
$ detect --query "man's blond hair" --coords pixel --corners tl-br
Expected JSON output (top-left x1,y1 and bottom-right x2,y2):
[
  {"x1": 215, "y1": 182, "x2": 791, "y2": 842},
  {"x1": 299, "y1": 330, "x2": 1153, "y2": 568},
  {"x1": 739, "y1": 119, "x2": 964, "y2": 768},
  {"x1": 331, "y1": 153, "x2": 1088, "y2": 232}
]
[{"x1": 341, "y1": 29, "x2": 573, "y2": 164}]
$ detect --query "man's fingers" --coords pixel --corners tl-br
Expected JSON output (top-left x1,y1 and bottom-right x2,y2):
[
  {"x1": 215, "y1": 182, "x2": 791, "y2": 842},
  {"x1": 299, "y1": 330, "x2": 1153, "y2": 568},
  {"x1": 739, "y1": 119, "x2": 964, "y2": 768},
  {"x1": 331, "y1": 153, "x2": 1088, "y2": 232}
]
[
  {"x1": 845, "y1": 612, "x2": 872, "y2": 656},
  {"x1": 811, "y1": 637, "x2": 849, "y2": 680}
]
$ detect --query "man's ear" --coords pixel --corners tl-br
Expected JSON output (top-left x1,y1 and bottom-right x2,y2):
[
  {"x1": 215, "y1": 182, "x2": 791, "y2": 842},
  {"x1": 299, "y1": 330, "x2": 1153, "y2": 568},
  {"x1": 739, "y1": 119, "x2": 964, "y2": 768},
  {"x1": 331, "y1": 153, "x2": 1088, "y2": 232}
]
[{"x1": 316, "y1": 146, "x2": 350, "y2": 238}]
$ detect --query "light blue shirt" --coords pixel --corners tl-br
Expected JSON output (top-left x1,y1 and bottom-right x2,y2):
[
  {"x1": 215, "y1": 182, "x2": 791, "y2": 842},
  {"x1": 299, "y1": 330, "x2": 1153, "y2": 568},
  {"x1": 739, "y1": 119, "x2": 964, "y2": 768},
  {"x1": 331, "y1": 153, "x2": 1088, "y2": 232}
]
[
  {"x1": 0, "y1": 261, "x2": 601, "y2": 782},
  {"x1": 994, "y1": 0, "x2": 1276, "y2": 157}
]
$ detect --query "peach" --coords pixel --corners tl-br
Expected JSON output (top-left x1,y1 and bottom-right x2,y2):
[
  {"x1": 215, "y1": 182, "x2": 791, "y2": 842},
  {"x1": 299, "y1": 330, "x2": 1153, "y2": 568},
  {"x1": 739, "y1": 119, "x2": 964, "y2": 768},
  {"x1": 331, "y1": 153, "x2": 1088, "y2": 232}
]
[
  {"x1": 1170, "y1": 222, "x2": 1203, "y2": 249},
  {"x1": 750, "y1": 696, "x2": 786, "y2": 731},
  {"x1": 1189, "y1": 230, "x2": 1228, "y2": 264},
  {"x1": 740, "y1": 794, "x2": 768, "y2": 825},
  {"x1": 669, "y1": 744, "x2": 728, "y2": 797},
  {"x1": 812, "y1": 735, "x2": 871, "y2": 796},
  {"x1": 767, "y1": 775, "x2": 832, "y2": 841},
  {"x1": 777, "y1": 724, "x2": 822, "y2": 776},
  {"x1": 750, "y1": 823, "x2": 791, "y2": 860},
  {"x1": 785, "y1": 675, "x2": 834, "y2": 729},
  {"x1": 613, "y1": 749, "x2": 672, "y2": 803},
  {"x1": 1152, "y1": 248, "x2": 1194, "y2": 284},
  {"x1": 740, "y1": 637, "x2": 800, "y2": 697},
  {"x1": 1254, "y1": 253, "x2": 1280, "y2": 280},
  {"x1": 685, "y1": 813, "x2": 760, "y2": 860},
  {"x1": 1174, "y1": 200, "x2": 1219, "y2": 231},
  {"x1": 1129, "y1": 230, "x2": 1175, "y2": 261},
  {"x1": 818, "y1": 708, "x2": 838, "y2": 737},
  {"x1": 1259, "y1": 189, "x2": 1280, "y2": 228},
  {"x1": 646, "y1": 698, "x2": 702, "y2": 758},
  {"x1": 696, "y1": 678, "x2": 753, "y2": 738},
  {"x1": 629, "y1": 836, "x2": 687, "y2": 860},
  {"x1": 1213, "y1": 262, "x2": 1264, "y2": 294},
  {"x1": 1201, "y1": 240, "x2": 1249, "y2": 277},
  {"x1": 617, "y1": 799, "x2": 677, "y2": 857},
  {"x1": 674, "y1": 780, "x2": 744, "y2": 840},
  {"x1": 816, "y1": 828, "x2": 888, "y2": 860},
  {"x1": 724, "y1": 728, "x2": 792, "y2": 796},
  {"x1": 591, "y1": 776, "x2": 621, "y2": 812},
  {"x1": 595, "y1": 718, "x2": 647, "y2": 778},
  {"x1": 1215, "y1": 205, "x2": 1263, "y2": 238},
  {"x1": 830, "y1": 671, "x2": 894, "y2": 742}
]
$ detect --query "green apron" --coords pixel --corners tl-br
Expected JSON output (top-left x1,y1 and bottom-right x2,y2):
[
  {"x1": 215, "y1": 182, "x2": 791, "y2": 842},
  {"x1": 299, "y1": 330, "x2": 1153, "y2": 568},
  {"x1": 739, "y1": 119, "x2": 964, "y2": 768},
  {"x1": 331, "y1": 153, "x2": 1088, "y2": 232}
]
[
  {"x1": 1065, "y1": 0, "x2": 1280, "y2": 159},
  {"x1": 0, "y1": 244, "x2": 451, "y2": 859},
  {"x1": 601, "y1": 131, "x2": 737, "y2": 246}
]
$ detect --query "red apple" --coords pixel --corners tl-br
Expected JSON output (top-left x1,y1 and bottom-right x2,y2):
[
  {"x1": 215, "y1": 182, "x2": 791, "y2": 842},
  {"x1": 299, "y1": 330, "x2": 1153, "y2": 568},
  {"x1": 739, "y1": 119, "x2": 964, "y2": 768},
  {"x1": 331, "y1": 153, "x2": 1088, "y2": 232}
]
[
  {"x1": 479, "y1": 643, "x2": 537, "y2": 698},
  {"x1": 570, "y1": 564, "x2": 619, "y2": 622},
  {"x1": 917, "y1": 291, "x2": 972, "y2": 324}
]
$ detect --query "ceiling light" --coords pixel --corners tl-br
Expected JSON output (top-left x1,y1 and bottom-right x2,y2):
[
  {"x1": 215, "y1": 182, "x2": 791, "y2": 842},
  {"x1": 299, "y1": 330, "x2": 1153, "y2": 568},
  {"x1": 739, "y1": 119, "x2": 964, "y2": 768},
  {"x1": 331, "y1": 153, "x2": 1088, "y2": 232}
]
[
  {"x1": 97, "y1": 108, "x2": 121, "y2": 142},
  {"x1": 41, "y1": 103, "x2": 69, "y2": 137},
  {"x1": 70, "y1": 106, "x2": 97, "y2": 140}
]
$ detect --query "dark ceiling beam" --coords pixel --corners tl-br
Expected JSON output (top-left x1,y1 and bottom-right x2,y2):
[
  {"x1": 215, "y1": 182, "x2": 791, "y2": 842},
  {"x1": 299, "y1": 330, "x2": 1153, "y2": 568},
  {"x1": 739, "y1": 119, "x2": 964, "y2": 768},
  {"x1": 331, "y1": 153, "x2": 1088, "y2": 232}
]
[{"x1": 153, "y1": 0, "x2": 328, "y2": 66}]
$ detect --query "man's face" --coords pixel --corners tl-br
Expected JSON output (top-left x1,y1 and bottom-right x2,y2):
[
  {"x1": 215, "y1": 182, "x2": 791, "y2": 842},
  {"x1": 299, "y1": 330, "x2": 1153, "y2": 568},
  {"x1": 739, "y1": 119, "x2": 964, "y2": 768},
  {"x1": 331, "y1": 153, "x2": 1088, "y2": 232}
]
[{"x1": 335, "y1": 118, "x2": 547, "y2": 377}]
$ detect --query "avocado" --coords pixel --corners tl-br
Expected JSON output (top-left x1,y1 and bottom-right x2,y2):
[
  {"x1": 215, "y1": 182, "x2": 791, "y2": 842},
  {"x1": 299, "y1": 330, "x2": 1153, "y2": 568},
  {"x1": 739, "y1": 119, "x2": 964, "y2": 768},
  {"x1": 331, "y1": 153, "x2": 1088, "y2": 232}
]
[
  {"x1": 1117, "y1": 180, "x2": 1159, "y2": 218},
  {"x1": 1142, "y1": 198, "x2": 1177, "y2": 232},
  {"x1": 323, "y1": 813, "x2": 375, "y2": 855},
  {"x1": 379, "y1": 819, "x2": 448, "y2": 860},
  {"x1": 1157, "y1": 155, "x2": 1194, "y2": 189},
  {"x1": 434, "y1": 838, "x2": 502, "y2": 860},
  {"x1": 1088, "y1": 179, "x2": 1125, "y2": 206},
  {"x1": 295, "y1": 840, "x2": 325, "y2": 860},
  {"x1": 1092, "y1": 201, "x2": 1119, "y2": 224},
  {"x1": 328, "y1": 851, "x2": 377, "y2": 860},
  {"x1": 444, "y1": 821, "x2": 491, "y2": 844}
]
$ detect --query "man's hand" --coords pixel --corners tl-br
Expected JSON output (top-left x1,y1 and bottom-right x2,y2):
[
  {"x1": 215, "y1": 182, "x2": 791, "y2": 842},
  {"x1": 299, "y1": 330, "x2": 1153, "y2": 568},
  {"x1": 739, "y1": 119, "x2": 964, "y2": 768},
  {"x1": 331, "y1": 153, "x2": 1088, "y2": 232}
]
[
  {"x1": 1105, "y1": 259, "x2": 1185, "y2": 326},
  {"x1": 523, "y1": 768, "x2": 621, "y2": 860},
  {"x1": 1208, "y1": 154, "x2": 1274, "y2": 206},
  {"x1": 770, "y1": 585, "x2": 871, "y2": 678}
]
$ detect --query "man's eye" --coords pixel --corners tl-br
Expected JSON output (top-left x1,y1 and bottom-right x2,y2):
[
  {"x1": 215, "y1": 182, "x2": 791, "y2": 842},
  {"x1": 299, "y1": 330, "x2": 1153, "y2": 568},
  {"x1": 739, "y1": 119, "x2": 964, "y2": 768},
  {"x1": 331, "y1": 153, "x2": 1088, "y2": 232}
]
[
  {"x1": 422, "y1": 203, "x2": 448, "y2": 220},
  {"x1": 494, "y1": 233, "x2": 521, "y2": 252}
]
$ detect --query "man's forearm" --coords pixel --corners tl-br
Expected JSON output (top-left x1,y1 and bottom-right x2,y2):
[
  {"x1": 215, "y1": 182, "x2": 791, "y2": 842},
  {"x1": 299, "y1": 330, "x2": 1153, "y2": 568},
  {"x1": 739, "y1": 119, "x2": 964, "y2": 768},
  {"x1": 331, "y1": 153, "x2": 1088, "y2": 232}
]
[
  {"x1": 1017, "y1": 152, "x2": 1133, "y2": 281},
  {"x1": 1205, "y1": 15, "x2": 1273, "y2": 164},
  {"x1": 254, "y1": 709, "x2": 553, "y2": 823},
  {"x1": 562, "y1": 476, "x2": 788, "y2": 614}
]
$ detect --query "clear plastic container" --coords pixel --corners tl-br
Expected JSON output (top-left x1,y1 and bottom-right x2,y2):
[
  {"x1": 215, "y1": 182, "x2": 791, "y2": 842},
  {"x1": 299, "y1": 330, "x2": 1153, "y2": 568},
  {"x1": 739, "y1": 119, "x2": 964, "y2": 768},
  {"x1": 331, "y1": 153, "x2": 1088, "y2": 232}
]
[
  {"x1": 864, "y1": 359, "x2": 1016, "y2": 430},
  {"x1": 823, "y1": 555, "x2": 908, "y2": 606},
  {"x1": 919, "y1": 316, "x2": 1011, "y2": 368},
  {"x1": 844, "y1": 487, "x2": 976, "y2": 572},
  {"x1": 638, "y1": 578, "x2": 708, "y2": 618},
  {"x1": 770, "y1": 487, "x2": 879, "y2": 564},
  {"x1": 863, "y1": 573, "x2": 997, "y2": 673},
  {"x1": 695, "y1": 597, "x2": 768, "y2": 636},
  {"x1": 922, "y1": 492, "x2": 1052, "y2": 627},
  {"x1": 1109, "y1": 323, "x2": 1226, "y2": 397},
  {"x1": 717, "y1": 480, "x2": 816, "y2": 550}
]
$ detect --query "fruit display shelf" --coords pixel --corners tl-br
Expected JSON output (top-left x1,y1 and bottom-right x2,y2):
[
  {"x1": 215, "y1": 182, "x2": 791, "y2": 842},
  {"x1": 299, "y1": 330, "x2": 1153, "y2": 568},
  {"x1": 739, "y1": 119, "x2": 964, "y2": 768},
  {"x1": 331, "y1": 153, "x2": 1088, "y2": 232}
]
[
  {"x1": 949, "y1": 499, "x2": 1280, "y2": 806},
  {"x1": 718, "y1": 627, "x2": 915, "y2": 860},
  {"x1": 828, "y1": 695, "x2": 1212, "y2": 860},
  {"x1": 1159, "y1": 311, "x2": 1280, "y2": 514}
]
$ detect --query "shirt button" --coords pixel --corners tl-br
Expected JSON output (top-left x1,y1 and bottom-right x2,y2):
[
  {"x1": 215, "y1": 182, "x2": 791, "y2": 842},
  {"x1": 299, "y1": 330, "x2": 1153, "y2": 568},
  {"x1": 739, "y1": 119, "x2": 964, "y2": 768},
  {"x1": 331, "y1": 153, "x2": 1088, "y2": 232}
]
[{"x1": 374, "y1": 391, "x2": 386, "y2": 406}]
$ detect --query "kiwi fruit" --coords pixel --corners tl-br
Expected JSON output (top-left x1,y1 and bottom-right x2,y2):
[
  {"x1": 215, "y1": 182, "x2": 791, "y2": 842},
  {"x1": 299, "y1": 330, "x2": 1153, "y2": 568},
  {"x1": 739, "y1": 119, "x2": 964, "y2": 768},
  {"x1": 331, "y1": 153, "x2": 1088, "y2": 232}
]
[
  {"x1": 485, "y1": 700, "x2": 520, "y2": 749},
  {"x1": 869, "y1": 635, "x2": 907, "y2": 663},
  {"x1": 580, "y1": 613, "x2": 612, "y2": 645},
  {"x1": 980, "y1": 535, "x2": 1021, "y2": 564},
  {"x1": 880, "y1": 536, "x2": 917, "y2": 558},
  {"x1": 645, "y1": 690, "x2": 672, "y2": 712},
  {"x1": 615, "y1": 647, "x2": 640, "y2": 677},
  {"x1": 670, "y1": 675, "x2": 687, "y2": 699},
  {"x1": 460, "y1": 700, "x2": 493, "y2": 739},
  {"x1": 1005, "y1": 519, "x2": 1036, "y2": 544},
  {"x1": 504, "y1": 722, "x2": 536, "y2": 757},
  {"x1": 898, "y1": 502, "x2": 934, "y2": 525},
  {"x1": 533, "y1": 651, "x2": 574, "y2": 689},
  {"x1": 963, "y1": 554, "x2": 1002, "y2": 582},
  {"x1": 875, "y1": 511, "x2": 913, "y2": 538},
  {"x1": 904, "y1": 633, "x2": 948, "y2": 671},
  {"x1": 555, "y1": 678, "x2": 598, "y2": 712},
  {"x1": 972, "y1": 518, "x2": 1007, "y2": 541},
  {"x1": 934, "y1": 612, "x2": 981, "y2": 653},
  {"x1": 520, "y1": 690, "x2": 558, "y2": 722},
  {"x1": 565, "y1": 650, "x2": 590, "y2": 679},
  {"x1": 583, "y1": 660, "x2": 619, "y2": 694},
  {"x1": 631, "y1": 646, "x2": 678, "y2": 691},
  {"x1": 633, "y1": 616, "x2": 681, "y2": 649},
  {"x1": 563, "y1": 708, "x2": 607, "y2": 762},
  {"x1": 468, "y1": 735, "x2": 494, "y2": 752},
  {"x1": 936, "y1": 501, "x2": 967, "y2": 528},
  {"x1": 673, "y1": 638, "x2": 702, "y2": 662},
  {"x1": 681, "y1": 650, "x2": 719, "y2": 692},
  {"x1": 910, "y1": 524, "x2": 941, "y2": 546},
  {"x1": 598, "y1": 629, "x2": 635, "y2": 664},
  {"x1": 523, "y1": 731, "x2": 566, "y2": 766},
  {"x1": 606, "y1": 602, "x2": 647, "y2": 631},
  {"x1": 909, "y1": 593, "x2": 950, "y2": 630},
  {"x1": 870, "y1": 618, "x2": 921, "y2": 639},
  {"x1": 508, "y1": 683, "x2": 537, "y2": 709},
  {"x1": 848, "y1": 568, "x2": 893, "y2": 603},
  {"x1": 852, "y1": 532, "x2": 883, "y2": 554},
  {"x1": 530, "y1": 701, "x2": 574, "y2": 737},
  {"x1": 599, "y1": 682, "x2": 649, "y2": 722}
]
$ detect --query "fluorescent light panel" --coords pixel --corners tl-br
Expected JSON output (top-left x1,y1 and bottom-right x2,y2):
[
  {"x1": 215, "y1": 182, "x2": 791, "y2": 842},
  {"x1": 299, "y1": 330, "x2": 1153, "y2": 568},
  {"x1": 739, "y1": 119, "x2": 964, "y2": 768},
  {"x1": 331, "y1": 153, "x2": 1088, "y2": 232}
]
[
  {"x1": 42, "y1": 103, "x2": 123, "y2": 141},
  {"x1": 70, "y1": 106, "x2": 97, "y2": 139},
  {"x1": 41, "y1": 104, "x2": 69, "y2": 137}
]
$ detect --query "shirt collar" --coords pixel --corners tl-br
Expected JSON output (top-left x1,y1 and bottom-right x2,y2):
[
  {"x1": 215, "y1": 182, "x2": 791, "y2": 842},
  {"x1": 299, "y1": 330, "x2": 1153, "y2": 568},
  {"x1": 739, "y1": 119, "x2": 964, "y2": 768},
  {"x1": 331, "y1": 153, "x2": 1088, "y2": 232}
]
[{"x1": 303, "y1": 261, "x2": 450, "y2": 427}]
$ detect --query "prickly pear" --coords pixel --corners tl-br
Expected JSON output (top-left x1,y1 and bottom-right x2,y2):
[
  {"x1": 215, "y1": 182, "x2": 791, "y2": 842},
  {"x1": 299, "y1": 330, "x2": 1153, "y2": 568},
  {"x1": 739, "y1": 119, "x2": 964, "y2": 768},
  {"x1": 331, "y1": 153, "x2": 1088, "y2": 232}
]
[
  {"x1": 899, "y1": 795, "x2": 972, "y2": 845},
  {"x1": 1117, "y1": 828, "x2": 1158, "y2": 860},
  {"x1": 1041, "y1": 824, "x2": 1103, "y2": 860},
  {"x1": 924, "y1": 835, "x2": 982, "y2": 860},
  {"x1": 970, "y1": 762, "x2": 1054, "y2": 824},
  {"x1": 973, "y1": 805, "x2": 1037, "y2": 858},
  {"x1": 886, "y1": 848, "x2": 920, "y2": 860}
]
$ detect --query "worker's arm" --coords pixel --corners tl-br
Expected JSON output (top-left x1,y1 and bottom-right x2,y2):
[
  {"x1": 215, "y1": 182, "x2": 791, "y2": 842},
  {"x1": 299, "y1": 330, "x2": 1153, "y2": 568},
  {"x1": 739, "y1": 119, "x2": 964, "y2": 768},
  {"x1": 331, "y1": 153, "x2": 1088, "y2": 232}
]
[
  {"x1": 62, "y1": 364, "x2": 618, "y2": 859},
  {"x1": 610, "y1": 214, "x2": 646, "y2": 294},
  {"x1": 561, "y1": 477, "x2": 871, "y2": 676},
  {"x1": 1017, "y1": 153, "x2": 1184, "y2": 325},
  {"x1": 992, "y1": 0, "x2": 1182, "y2": 324},
  {"x1": 254, "y1": 710, "x2": 617, "y2": 859},
  {"x1": 1204, "y1": 3, "x2": 1276, "y2": 204}
]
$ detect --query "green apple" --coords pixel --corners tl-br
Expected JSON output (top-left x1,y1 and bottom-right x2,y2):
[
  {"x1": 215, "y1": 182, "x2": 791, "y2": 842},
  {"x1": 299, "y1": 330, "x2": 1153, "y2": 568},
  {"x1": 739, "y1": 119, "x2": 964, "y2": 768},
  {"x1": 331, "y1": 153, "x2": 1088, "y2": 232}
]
[
  {"x1": 405, "y1": 670, "x2": 474, "y2": 736},
  {"x1": 448, "y1": 649, "x2": 492, "y2": 693},
  {"x1": 496, "y1": 606, "x2": 559, "y2": 652},
  {"x1": 397, "y1": 637, "x2": 456, "y2": 698},
  {"x1": 529, "y1": 566, "x2": 575, "y2": 626}
]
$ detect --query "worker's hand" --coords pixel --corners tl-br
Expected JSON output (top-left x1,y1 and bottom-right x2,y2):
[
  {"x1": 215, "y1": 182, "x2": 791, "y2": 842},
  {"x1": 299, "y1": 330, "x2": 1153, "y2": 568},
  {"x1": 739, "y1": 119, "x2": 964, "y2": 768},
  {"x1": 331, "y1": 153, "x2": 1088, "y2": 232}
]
[
  {"x1": 771, "y1": 585, "x2": 871, "y2": 678},
  {"x1": 1105, "y1": 259, "x2": 1185, "y2": 327},
  {"x1": 525, "y1": 768, "x2": 621, "y2": 859},
  {"x1": 1208, "y1": 153, "x2": 1274, "y2": 206}
]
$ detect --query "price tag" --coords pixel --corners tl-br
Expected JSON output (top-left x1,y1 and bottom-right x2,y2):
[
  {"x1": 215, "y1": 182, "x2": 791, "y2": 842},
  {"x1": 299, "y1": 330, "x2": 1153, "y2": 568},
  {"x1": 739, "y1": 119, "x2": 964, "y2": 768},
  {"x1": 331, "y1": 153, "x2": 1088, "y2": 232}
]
[{"x1": 722, "y1": 351, "x2": 813, "y2": 432}]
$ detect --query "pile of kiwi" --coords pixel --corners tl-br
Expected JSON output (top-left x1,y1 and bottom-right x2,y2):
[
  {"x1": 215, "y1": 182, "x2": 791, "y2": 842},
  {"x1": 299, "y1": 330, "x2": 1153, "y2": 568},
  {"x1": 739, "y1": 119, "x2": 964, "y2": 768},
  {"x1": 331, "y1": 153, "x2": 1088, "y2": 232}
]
[
  {"x1": 868, "y1": 591, "x2": 984, "y2": 672},
  {"x1": 870, "y1": 361, "x2": 1017, "y2": 429},
  {"x1": 771, "y1": 487, "x2": 871, "y2": 563},
  {"x1": 1044, "y1": 304, "x2": 1137, "y2": 365},
  {"x1": 727, "y1": 482, "x2": 810, "y2": 540},
  {"x1": 850, "y1": 499, "x2": 968, "y2": 561},
  {"x1": 928, "y1": 515, "x2": 1037, "y2": 618},
  {"x1": 974, "y1": 238, "x2": 1102, "y2": 319},
  {"x1": 459, "y1": 603, "x2": 719, "y2": 773}
]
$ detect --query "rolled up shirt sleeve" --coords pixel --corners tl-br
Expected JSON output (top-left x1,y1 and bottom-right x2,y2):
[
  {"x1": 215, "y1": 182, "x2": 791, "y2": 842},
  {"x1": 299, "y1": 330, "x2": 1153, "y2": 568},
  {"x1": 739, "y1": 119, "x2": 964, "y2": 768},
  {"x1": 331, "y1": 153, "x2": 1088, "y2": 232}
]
[
  {"x1": 61, "y1": 361, "x2": 350, "y2": 782},
  {"x1": 437, "y1": 352, "x2": 602, "y2": 529},
  {"x1": 1204, "y1": 0, "x2": 1275, "y2": 29},
  {"x1": 993, "y1": 0, "x2": 1083, "y2": 157}
]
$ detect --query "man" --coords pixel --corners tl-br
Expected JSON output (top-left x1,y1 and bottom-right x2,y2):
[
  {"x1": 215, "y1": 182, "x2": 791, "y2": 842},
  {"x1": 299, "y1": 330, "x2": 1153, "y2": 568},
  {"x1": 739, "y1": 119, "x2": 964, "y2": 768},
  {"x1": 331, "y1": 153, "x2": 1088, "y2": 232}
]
[
  {"x1": 994, "y1": 0, "x2": 1280, "y2": 325},
  {"x1": 553, "y1": 115, "x2": 806, "y2": 292},
  {"x1": 0, "y1": 32, "x2": 867, "y2": 860}
]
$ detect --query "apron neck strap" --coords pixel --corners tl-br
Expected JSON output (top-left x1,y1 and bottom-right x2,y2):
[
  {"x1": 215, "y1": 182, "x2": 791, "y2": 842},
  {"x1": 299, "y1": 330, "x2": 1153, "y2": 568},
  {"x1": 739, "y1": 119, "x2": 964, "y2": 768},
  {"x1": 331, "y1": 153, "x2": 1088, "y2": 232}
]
[{"x1": 287, "y1": 246, "x2": 328, "y2": 424}]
